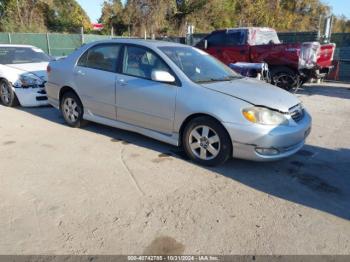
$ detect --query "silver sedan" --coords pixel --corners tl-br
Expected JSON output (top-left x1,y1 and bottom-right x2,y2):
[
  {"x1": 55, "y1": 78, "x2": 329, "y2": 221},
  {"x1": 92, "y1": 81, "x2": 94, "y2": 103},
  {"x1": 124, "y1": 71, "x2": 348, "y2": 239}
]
[{"x1": 45, "y1": 39, "x2": 311, "y2": 166}]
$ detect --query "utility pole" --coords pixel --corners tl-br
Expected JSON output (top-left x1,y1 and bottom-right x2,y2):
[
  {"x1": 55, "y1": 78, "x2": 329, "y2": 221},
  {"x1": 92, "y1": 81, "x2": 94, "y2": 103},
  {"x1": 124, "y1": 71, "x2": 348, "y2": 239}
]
[
  {"x1": 46, "y1": 33, "x2": 51, "y2": 55},
  {"x1": 80, "y1": 27, "x2": 85, "y2": 45}
]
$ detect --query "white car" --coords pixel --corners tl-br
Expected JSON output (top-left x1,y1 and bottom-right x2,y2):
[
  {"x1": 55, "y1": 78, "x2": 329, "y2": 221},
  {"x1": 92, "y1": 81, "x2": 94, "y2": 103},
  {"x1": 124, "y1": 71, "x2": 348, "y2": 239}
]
[{"x1": 0, "y1": 44, "x2": 50, "y2": 107}]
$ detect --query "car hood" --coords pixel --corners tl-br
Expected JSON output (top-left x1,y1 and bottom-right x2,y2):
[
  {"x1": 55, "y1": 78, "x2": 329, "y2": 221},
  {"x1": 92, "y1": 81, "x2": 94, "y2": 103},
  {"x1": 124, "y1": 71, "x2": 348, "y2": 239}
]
[
  {"x1": 201, "y1": 78, "x2": 300, "y2": 112},
  {"x1": 5, "y1": 62, "x2": 49, "y2": 81}
]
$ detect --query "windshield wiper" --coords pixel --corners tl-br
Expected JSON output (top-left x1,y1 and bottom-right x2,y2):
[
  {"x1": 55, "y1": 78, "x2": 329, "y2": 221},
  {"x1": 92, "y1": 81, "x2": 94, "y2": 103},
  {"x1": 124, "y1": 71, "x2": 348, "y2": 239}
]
[{"x1": 196, "y1": 76, "x2": 241, "y2": 83}]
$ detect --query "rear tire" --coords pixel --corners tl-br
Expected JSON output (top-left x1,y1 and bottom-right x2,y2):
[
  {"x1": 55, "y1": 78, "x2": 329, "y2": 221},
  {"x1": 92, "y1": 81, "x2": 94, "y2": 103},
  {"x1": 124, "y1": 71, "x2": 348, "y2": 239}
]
[
  {"x1": 271, "y1": 67, "x2": 299, "y2": 91},
  {"x1": 0, "y1": 79, "x2": 20, "y2": 107},
  {"x1": 60, "y1": 91, "x2": 87, "y2": 128},
  {"x1": 182, "y1": 116, "x2": 232, "y2": 166}
]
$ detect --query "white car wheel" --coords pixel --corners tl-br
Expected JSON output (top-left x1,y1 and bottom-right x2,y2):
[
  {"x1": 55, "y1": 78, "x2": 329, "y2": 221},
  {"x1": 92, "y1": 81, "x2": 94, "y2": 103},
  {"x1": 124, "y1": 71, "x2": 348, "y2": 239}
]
[{"x1": 0, "y1": 80, "x2": 19, "y2": 107}]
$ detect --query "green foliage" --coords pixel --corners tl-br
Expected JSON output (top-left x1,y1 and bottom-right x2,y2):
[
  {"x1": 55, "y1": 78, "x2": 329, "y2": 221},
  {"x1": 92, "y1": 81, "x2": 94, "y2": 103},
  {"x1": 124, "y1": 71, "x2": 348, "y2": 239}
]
[
  {"x1": 99, "y1": 0, "x2": 126, "y2": 35},
  {"x1": 333, "y1": 15, "x2": 350, "y2": 33},
  {"x1": 0, "y1": 0, "x2": 349, "y2": 34},
  {"x1": 0, "y1": 0, "x2": 91, "y2": 33},
  {"x1": 100, "y1": 0, "x2": 349, "y2": 36},
  {"x1": 46, "y1": 0, "x2": 91, "y2": 33}
]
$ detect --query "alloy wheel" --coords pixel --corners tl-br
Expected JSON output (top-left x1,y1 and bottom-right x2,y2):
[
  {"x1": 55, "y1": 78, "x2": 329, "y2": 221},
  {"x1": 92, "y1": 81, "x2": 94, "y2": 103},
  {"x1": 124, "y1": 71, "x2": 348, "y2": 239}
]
[
  {"x1": 63, "y1": 98, "x2": 80, "y2": 123},
  {"x1": 189, "y1": 125, "x2": 221, "y2": 161},
  {"x1": 0, "y1": 82, "x2": 11, "y2": 104}
]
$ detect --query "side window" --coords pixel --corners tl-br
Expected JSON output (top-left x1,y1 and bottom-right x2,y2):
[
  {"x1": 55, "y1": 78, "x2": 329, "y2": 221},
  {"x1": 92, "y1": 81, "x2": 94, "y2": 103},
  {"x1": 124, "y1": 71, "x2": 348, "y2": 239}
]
[
  {"x1": 122, "y1": 46, "x2": 171, "y2": 80},
  {"x1": 77, "y1": 44, "x2": 121, "y2": 72},
  {"x1": 77, "y1": 51, "x2": 88, "y2": 67},
  {"x1": 206, "y1": 31, "x2": 225, "y2": 47},
  {"x1": 226, "y1": 31, "x2": 245, "y2": 45},
  {"x1": 0, "y1": 48, "x2": 12, "y2": 64}
]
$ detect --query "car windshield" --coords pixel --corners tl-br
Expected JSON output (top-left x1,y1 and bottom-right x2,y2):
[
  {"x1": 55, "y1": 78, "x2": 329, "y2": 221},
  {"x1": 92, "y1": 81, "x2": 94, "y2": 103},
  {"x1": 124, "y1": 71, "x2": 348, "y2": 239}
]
[
  {"x1": 159, "y1": 46, "x2": 241, "y2": 83},
  {"x1": 0, "y1": 47, "x2": 51, "y2": 64}
]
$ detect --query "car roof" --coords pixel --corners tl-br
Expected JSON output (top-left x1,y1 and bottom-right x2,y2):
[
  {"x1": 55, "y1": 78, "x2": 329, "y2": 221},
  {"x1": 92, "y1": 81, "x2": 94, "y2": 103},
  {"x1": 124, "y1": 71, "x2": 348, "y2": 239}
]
[
  {"x1": 0, "y1": 44, "x2": 37, "y2": 48},
  {"x1": 85, "y1": 38, "x2": 187, "y2": 48},
  {"x1": 213, "y1": 27, "x2": 276, "y2": 33}
]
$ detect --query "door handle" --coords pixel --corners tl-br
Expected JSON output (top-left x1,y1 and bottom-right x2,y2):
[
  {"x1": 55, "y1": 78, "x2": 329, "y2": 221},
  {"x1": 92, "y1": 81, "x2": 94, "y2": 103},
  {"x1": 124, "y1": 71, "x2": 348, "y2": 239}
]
[
  {"x1": 75, "y1": 69, "x2": 85, "y2": 76},
  {"x1": 118, "y1": 78, "x2": 127, "y2": 86}
]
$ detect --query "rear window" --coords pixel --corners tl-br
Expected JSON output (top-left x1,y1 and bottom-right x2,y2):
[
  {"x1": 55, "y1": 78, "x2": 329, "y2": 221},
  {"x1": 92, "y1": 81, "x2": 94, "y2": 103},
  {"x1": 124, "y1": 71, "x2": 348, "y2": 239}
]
[
  {"x1": 250, "y1": 29, "x2": 281, "y2": 45},
  {"x1": 77, "y1": 44, "x2": 121, "y2": 72},
  {"x1": 205, "y1": 31, "x2": 226, "y2": 47},
  {"x1": 226, "y1": 31, "x2": 246, "y2": 45},
  {"x1": 0, "y1": 47, "x2": 50, "y2": 64}
]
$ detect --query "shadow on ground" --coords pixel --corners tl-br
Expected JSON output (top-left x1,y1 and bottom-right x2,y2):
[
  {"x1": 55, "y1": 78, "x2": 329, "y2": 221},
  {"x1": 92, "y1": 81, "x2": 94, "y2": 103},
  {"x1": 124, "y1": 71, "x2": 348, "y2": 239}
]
[
  {"x1": 296, "y1": 83, "x2": 350, "y2": 100},
  {"x1": 19, "y1": 106, "x2": 350, "y2": 220}
]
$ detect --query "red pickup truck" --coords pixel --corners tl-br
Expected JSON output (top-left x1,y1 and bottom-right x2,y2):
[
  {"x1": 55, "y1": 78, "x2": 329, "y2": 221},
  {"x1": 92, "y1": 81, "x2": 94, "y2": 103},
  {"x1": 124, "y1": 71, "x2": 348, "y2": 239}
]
[{"x1": 196, "y1": 27, "x2": 336, "y2": 90}]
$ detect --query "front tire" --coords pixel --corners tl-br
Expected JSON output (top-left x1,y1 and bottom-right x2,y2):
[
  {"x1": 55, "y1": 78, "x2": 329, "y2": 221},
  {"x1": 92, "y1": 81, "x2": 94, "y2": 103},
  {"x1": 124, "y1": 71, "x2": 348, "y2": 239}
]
[
  {"x1": 60, "y1": 91, "x2": 87, "y2": 128},
  {"x1": 271, "y1": 67, "x2": 299, "y2": 91},
  {"x1": 0, "y1": 79, "x2": 19, "y2": 107},
  {"x1": 182, "y1": 116, "x2": 232, "y2": 166}
]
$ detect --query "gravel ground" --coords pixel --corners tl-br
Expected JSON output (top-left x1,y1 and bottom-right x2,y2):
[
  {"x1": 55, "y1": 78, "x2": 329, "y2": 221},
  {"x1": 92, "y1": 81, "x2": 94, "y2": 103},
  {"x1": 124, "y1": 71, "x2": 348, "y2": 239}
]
[{"x1": 0, "y1": 82, "x2": 349, "y2": 255}]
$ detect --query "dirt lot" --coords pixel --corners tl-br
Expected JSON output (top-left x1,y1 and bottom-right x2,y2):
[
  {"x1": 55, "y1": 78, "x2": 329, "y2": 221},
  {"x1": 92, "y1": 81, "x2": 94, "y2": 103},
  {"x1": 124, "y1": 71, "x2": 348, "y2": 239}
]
[{"x1": 0, "y1": 82, "x2": 349, "y2": 255}]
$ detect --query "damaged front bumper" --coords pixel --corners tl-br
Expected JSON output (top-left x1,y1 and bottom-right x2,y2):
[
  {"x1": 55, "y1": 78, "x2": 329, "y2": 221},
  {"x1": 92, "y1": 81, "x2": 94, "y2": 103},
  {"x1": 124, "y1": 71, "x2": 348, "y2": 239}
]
[
  {"x1": 223, "y1": 110, "x2": 312, "y2": 161},
  {"x1": 300, "y1": 66, "x2": 334, "y2": 81},
  {"x1": 14, "y1": 86, "x2": 49, "y2": 107}
]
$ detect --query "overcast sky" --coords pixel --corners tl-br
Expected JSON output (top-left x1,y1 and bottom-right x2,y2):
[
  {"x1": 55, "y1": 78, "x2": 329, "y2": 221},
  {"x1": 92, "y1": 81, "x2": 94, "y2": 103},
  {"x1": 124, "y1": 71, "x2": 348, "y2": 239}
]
[{"x1": 76, "y1": 0, "x2": 349, "y2": 23}]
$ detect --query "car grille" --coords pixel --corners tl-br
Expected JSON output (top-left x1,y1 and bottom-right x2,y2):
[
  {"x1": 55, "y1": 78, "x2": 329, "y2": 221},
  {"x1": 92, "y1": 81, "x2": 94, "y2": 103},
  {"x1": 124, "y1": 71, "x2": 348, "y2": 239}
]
[
  {"x1": 289, "y1": 104, "x2": 304, "y2": 122},
  {"x1": 36, "y1": 96, "x2": 48, "y2": 101}
]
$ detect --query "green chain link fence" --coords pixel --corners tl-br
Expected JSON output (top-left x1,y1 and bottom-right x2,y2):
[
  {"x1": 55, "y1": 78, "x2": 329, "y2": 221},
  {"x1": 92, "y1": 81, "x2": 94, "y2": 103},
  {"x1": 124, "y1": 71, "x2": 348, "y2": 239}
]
[
  {"x1": 0, "y1": 31, "x2": 349, "y2": 81},
  {"x1": 0, "y1": 32, "x2": 112, "y2": 57}
]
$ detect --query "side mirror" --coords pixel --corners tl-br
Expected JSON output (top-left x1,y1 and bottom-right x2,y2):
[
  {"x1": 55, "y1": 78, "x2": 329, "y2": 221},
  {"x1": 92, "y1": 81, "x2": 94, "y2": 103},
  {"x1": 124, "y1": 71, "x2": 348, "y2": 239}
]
[{"x1": 151, "y1": 70, "x2": 176, "y2": 83}]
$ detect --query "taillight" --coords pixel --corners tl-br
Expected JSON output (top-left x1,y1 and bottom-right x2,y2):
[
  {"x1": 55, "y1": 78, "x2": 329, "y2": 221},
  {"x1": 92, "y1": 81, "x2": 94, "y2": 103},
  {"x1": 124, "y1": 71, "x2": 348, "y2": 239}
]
[
  {"x1": 47, "y1": 65, "x2": 51, "y2": 73},
  {"x1": 331, "y1": 44, "x2": 336, "y2": 61},
  {"x1": 298, "y1": 42, "x2": 320, "y2": 70}
]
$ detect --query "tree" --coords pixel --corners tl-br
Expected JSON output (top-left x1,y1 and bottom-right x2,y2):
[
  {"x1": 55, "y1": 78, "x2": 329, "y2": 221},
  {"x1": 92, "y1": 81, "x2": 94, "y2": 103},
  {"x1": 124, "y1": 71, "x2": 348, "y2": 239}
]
[
  {"x1": 172, "y1": 0, "x2": 207, "y2": 35},
  {"x1": 0, "y1": 0, "x2": 48, "y2": 32},
  {"x1": 333, "y1": 15, "x2": 350, "y2": 33},
  {"x1": 45, "y1": 0, "x2": 91, "y2": 32},
  {"x1": 0, "y1": 0, "x2": 91, "y2": 33},
  {"x1": 99, "y1": 0, "x2": 126, "y2": 35}
]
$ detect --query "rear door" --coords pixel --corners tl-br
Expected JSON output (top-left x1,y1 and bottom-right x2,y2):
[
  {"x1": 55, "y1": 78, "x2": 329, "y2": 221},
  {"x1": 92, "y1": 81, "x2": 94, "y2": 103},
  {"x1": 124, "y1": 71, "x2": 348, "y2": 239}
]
[{"x1": 74, "y1": 44, "x2": 121, "y2": 120}]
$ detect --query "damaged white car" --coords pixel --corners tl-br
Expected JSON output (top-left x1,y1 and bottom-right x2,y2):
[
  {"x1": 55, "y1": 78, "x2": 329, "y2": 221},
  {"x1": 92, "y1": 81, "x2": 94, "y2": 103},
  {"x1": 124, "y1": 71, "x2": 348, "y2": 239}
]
[{"x1": 0, "y1": 45, "x2": 50, "y2": 107}]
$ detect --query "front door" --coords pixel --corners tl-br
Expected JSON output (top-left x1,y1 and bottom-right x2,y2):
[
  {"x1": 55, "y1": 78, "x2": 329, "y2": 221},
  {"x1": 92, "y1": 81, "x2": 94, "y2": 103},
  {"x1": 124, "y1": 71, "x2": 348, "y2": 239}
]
[
  {"x1": 74, "y1": 44, "x2": 121, "y2": 120},
  {"x1": 221, "y1": 30, "x2": 250, "y2": 64},
  {"x1": 116, "y1": 45, "x2": 178, "y2": 134}
]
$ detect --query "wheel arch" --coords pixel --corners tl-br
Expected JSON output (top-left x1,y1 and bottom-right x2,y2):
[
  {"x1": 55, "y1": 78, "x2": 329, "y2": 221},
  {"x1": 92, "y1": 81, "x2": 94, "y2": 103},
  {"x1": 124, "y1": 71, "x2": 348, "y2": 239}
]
[
  {"x1": 178, "y1": 113, "x2": 233, "y2": 148},
  {"x1": 0, "y1": 77, "x2": 11, "y2": 86},
  {"x1": 59, "y1": 86, "x2": 80, "y2": 108},
  {"x1": 270, "y1": 65, "x2": 298, "y2": 75}
]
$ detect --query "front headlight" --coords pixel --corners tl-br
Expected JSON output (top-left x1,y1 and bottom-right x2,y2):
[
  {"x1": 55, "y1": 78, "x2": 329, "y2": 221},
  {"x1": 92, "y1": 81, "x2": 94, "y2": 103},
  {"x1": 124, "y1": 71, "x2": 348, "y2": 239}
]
[
  {"x1": 14, "y1": 75, "x2": 41, "y2": 88},
  {"x1": 243, "y1": 107, "x2": 289, "y2": 126}
]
